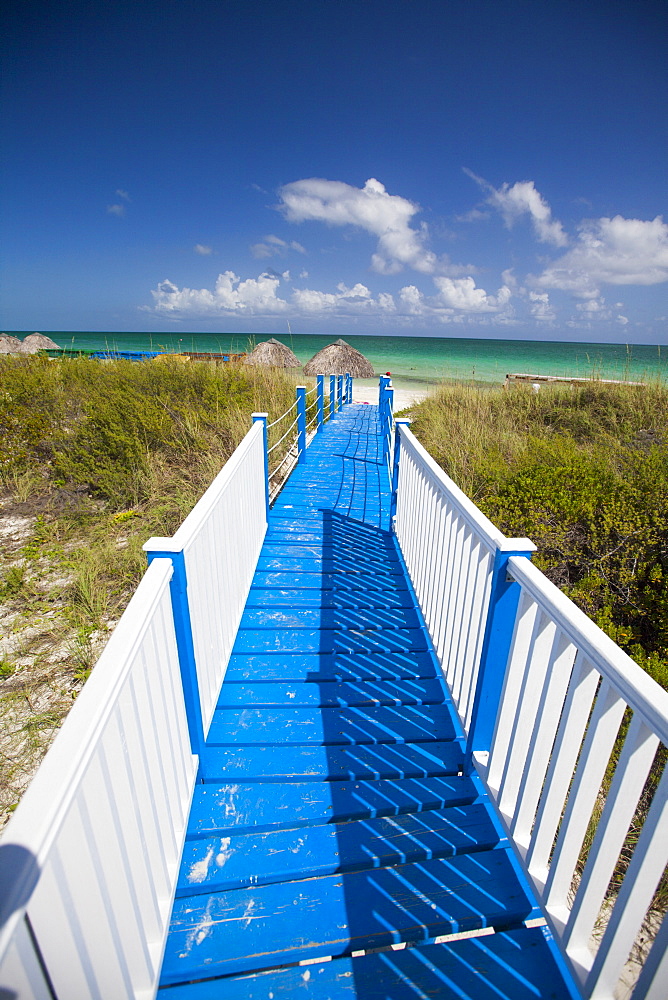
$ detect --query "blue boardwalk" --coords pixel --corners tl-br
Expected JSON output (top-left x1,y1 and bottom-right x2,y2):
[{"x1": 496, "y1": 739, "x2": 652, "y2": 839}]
[{"x1": 159, "y1": 405, "x2": 578, "y2": 999}]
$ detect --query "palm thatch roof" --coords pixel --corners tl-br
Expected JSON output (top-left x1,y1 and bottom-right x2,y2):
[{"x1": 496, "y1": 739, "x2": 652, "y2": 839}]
[
  {"x1": 303, "y1": 339, "x2": 374, "y2": 377},
  {"x1": 18, "y1": 333, "x2": 61, "y2": 353},
  {"x1": 0, "y1": 335, "x2": 23, "y2": 354},
  {"x1": 244, "y1": 338, "x2": 300, "y2": 368}
]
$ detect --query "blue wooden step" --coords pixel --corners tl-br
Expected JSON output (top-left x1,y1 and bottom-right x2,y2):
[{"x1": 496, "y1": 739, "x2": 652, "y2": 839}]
[
  {"x1": 187, "y1": 776, "x2": 482, "y2": 837},
  {"x1": 239, "y1": 606, "x2": 422, "y2": 630},
  {"x1": 256, "y1": 555, "x2": 405, "y2": 574},
  {"x1": 245, "y1": 587, "x2": 417, "y2": 608},
  {"x1": 199, "y1": 741, "x2": 464, "y2": 782},
  {"x1": 232, "y1": 627, "x2": 430, "y2": 654},
  {"x1": 206, "y1": 705, "x2": 458, "y2": 746},
  {"x1": 225, "y1": 650, "x2": 440, "y2": 681},
  {"x1": 216, "y1": 678, "x2": 446, "y2": 707},
  {"x1": 176, "y1": 804, "x2": 502, "y2": 895},
  {"x1": 261, "y1": 539, "x2": 400, "y2": 559},
  {"x1": 160, "y1": 849, "x2": 536, "y2": 983},
  {"x1": 160, "y1": 926, "x2": 579, "y2": 1000},
  {"x1": 250, "y1": 571, "x2": 408, "y2": 590}
]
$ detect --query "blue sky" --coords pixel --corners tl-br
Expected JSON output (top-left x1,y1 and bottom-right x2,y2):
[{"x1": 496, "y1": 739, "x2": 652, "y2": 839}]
[{"x1": 1, "y1": 0, "x2": 667, "y2": 343}]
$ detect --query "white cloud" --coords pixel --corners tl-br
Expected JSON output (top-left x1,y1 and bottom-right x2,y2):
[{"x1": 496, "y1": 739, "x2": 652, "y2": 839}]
[
  {"x1": 251, "y1": 234, "x2": 307, "y2": 259},
  {"x1": 433, "y1": 276, "x2": 512, "y2": 313},
  {"x1": 194, "y1": 244, "x2": 213, "y2": 255},
  {"x1": 528, "y1": 291, "x2": 556, "y2": 322},
  {"x1": 116, "y1": 189, "x2": 131, "y2": 202},
  {"x1": 278, "y1": 177, "x2": 446, "y2": 275},
  {"x1": 107, "y1": 203, "x2": 125, "y2": 217},
  {"x1": 148, "y1": 272, "x2": 396, "y2": 319},
  {"x1": 465, "y1": 170, "x2": 567, "y2": 247},
  {"x1": 149, "y1": 272, "x2": 289, "y2": 316},
  {"x1": 292, "y1": 282, "x2": 394, "y2": 315},
  {"x1": 535, "y1": 215, "x2": 668, "y2": 297}
]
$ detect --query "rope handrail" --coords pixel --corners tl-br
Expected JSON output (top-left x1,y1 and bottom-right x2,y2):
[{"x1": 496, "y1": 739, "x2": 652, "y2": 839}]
[
  {"x1": 268, "y1": 444, "x2": 298, "y2": 481},
  {"x1": 267, "y1": 414, "x2": 299, "y2": 454},
  {"x1": 306, "y1": 413, "x2": 317, "y2": 431},
  {"x1": 305, "y1": 385, "x2": 317, "y2": 397},
  {"x1": 267, "y1": 400, "x2": 297, "y2": 429}
]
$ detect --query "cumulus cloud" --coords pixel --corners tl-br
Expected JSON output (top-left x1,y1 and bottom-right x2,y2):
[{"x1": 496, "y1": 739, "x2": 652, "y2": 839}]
[
  {"x1": 465, "y1": 170, "x2": 567, "y2": 247},
  {"x1": 194, "y1": 243, "x2": 213, "y2": 255},
  {"x1": 148, "y1": 272, "x2": 396, "y2": 319},
  {"x1": 534, "y1": 215, "x2": 668, "y2": 297},
  {"x1": 146, "y1": 268, "x2": 516, "y2": 324},
  {"x1": 278, "y1": 177, "x2": 448, "y2": 275},
  {"x1": 250, "y1": 234, "x2": 307, "y2": 259},
  {"x1": 149, "y1": 272, "x2": 290, "y2": 316},
  {"x1": 433, "y1": 276, "x2": 512, "y2": 313},
  {"x1": 528, "y1": 291, "x2": 556, "y2": 322}
]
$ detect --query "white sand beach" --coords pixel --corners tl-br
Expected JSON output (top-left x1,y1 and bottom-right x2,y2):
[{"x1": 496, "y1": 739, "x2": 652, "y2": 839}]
[{"x1": 351, "y1": 378, "x2": 430, "y2": 411}]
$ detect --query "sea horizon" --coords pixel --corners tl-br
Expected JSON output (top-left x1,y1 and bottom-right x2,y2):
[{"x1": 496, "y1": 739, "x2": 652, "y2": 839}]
[{"x1": 4, "y1": 330, "x2": 666, "y2": 391}]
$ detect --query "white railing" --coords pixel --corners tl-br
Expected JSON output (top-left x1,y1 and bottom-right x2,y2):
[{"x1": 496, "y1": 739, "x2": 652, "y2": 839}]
[
  {"x1": 393, "y1": 419, "x2": 668, "y2": 999},
  {"x1": 144, "y1": 419, "x2": 268, "y2": 743},
  {"x1": 0, "y1": 558, "x2": 196, "y2": 1000},
  {"x1": 486, "y1": 556, "x2": 668, "y2": 1000},
  {"x1": 393, "y1": 423, "x2": 534, "y2": 734}
]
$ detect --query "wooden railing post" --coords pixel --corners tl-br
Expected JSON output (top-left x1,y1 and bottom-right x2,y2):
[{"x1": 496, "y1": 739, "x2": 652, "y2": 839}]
[
  {"x1": 296, "y1": 385, "x2": 307, "y2": 463},
  {"x1": 466, "y1": 538, "x2": 536, "y2": 761},
  {"x1": 336, "y1": 374, "x2": 343, "y2": 410},
  {"x1": 252, "y1": 412, "x2": 269, "y2": 517},
  {"x1": 330, "y1": 374, "x2": 337, "y2": 413},
  {"x1": 345, "y1": 372, "x2": 351, "y2": 403},
  {"x1": 143, "y1": 541, "x2": 205, "y2": 757},
  {"x1": 316, "y1": 375, "x2": 324, "y2": 430}
]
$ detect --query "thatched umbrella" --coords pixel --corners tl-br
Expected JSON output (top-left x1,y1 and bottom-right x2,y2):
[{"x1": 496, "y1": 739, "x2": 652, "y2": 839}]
[
  {"x1": 244, "y1": 338, "x2": 301, "y2": 368},
  {"x1": 0, "y1": 335, "x2": 23, "y2": 354},
  {"x1": 18, "y1": 333, "x2": 61, "y2": 353},
  {"x1": 303, "y1": 339, "x2": 374, "y2": 377}
]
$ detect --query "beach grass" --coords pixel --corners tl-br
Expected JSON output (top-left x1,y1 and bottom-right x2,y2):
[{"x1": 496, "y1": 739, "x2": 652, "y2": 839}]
[{"x1": 0, "y1": 355, "x2": 299, "y2": 825}]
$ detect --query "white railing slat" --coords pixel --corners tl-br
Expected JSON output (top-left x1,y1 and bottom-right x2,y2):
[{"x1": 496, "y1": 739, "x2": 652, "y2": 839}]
[
  {"x1": 545, "y1": 680, "x2": 627, "y2": 911},
  {"x1": 585, "y1": 764, "x2": 668, "y2": 999},
  {"x1": 510, "y1": 629, "x2": 577, "y2": 853},
  {"x1": 564, "y1": 713, "x2": 659, "y2": 954},
  {"x1": 525, "y1": 654, "x2": 600, "y2": 886}
]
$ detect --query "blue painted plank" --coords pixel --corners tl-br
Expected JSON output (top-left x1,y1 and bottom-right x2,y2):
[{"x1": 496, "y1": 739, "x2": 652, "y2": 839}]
[
  {"x1": 260, "y1": 542, "x2": 400, "y2": 563},
  {"x1": 199, "y1": 740, "x2": 463, "y2": 782},
  {"x1": 177, "y1": 805, "x2": 500, "y2": 895},
  {"x1": 160, "y1": 849, "x2": 534, "y2": 983},
  {"x1": 239, "y1": 606, "x2": 422, "y2": 630},
  {"x1": 216, "y1": 678, "x2": 446, "y2": 707},
  {"x1": 249, "y1": 571, "x2": 407, "y2": 591},
  {"x1": 206, "y1": 705, "x2": 458, "y2": 746},
  {"x1": 187, "y1": 776, "x2": 481, "y2": 837},
  {"x1": 224, "y1": 650, "x2": 439, "y2": 681},
  {"x1": 245, "y1": 587, "x2": 416, "y2": 608},
  {"x1": 161, "y1": 926, "x2": 581, "y2": 1000},
  {"x1": 256, "y1": 555, "x2": 405, "y2": 574},
  {"x1": 232, "y1": 627, "x2": 429, "y2": 654}
]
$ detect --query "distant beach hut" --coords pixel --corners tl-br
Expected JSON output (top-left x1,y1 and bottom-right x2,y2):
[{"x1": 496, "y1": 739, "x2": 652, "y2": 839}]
[
  {"x1": 244, "y1": 338, "x2": 301, "y2": 368},
  {"x1": 0, "y1": 334, "x2": 23, "y2": 354},
  {"x1": 303, "y1": 339, "x2": 374, "y2": 377},
  {"x1": 18, "y1": 333, "x2": 61, "y2": 353}
]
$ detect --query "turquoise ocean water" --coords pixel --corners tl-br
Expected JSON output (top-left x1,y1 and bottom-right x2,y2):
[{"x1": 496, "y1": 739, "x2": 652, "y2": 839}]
[{"x1": 9, "y1": 331, "x2": 666, "y2": 392}]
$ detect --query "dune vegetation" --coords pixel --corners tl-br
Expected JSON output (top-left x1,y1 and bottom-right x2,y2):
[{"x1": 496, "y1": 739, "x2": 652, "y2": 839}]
[
  {"x1": 0, "y1": 355, "x2": 298, "y2": 825},
  {"x1": 409, "y1": 380, "x2": 668, "y2": 687}
]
